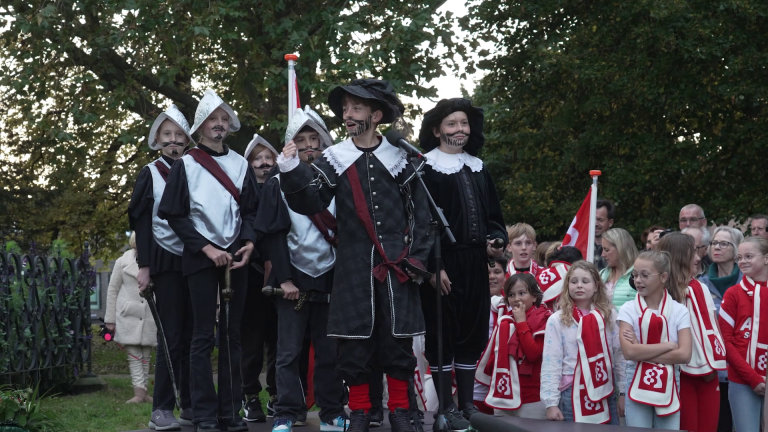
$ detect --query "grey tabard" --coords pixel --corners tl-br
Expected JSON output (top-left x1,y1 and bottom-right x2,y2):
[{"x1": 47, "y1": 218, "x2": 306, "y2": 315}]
[
  {"x1": 275, "y1": 174, "x2": 336, "y2": 277},
  {"x1": 146, "y1": 158, "x2": 184, "y2": 256},
  {"x1": 181, "y1": 151, "x2": 248, "y2": 249}
]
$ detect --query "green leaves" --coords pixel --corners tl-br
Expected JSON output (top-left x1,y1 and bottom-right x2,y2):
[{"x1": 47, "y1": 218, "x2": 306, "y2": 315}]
[
  {"x1": 467, "y1": 0, "x2": 768, "y2": 240},
  {"x1": 0, "y1": 0, "x2": 461, "y2": 259}
]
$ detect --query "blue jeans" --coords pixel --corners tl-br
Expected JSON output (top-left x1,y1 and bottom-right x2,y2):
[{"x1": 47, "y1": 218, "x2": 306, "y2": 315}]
[
  {"x1": 728, "y1": 382, "x2": 764, "y2": 432},
  {"x1": 558, "y1": 385, "x2": 620, "y2": 425},
  {"x1": 623, "y1": 363, "x2": 680, "y2": 430}
]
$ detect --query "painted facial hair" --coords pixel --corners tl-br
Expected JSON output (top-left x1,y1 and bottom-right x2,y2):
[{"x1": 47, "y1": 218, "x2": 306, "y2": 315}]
[
  {"x1": 346, "y1": 115, "x2": 372, "y2": 137},
  {"x1": 212, "y1": 125, "x2": 226, "y2": 140},
  {"x1": 440, "y1": 130, "x2": 470, "y2": 147}
]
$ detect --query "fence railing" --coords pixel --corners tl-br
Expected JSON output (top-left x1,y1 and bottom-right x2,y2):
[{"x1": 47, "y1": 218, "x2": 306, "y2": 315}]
[{"x1": 0, "y1": 242, "x2": 95, "y2": 387}]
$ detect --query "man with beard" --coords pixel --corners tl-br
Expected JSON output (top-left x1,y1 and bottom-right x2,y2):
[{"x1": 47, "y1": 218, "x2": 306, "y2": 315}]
[
  {"x1": 417, "y1": 98, "x2": 507, "y2": 430},
  {"x1": 240, "y1": 134, "x2": 280, "y2": 422},
  {"x1": 258, "y1": 107, "x2": 348, "y2": 432},
  {"x1": 128, "y1": 104, "x2": 195, "y2": 431},
  {"x1": 158, "y1": 89, "x2": 259, "y2": 432},
  {"x1": 276, "y1": 79, "x2": 433, "y2": 432}
]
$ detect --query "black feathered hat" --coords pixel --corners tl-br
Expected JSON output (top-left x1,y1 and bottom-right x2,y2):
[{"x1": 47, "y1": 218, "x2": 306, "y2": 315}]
[
  {"x1": 328, "y1": 79, "x2": 405, "y2": 124},
  {"x1": 418, "y1": 98, "x2": 484, "y2": 156}
]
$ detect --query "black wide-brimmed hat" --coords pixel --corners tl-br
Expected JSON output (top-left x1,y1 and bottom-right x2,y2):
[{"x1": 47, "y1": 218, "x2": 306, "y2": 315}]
[
  {"x1": 328, "y1": 79, "x2": 405, "y2": 124},
  {"x1": 418, "y1": 98, "x2": 484, "y2": 156}
]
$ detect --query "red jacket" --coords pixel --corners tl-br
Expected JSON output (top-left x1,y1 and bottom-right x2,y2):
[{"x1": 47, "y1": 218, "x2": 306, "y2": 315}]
[
  {"x1": 719, "y1": 279, "x2": 766, "y2": 388},
  {"x1": 510, "y1": 306, "x2": 551, "y2": 403}
]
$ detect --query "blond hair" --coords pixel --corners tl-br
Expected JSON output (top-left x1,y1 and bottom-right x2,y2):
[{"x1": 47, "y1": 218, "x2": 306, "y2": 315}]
[
  {"x1": 129, "y1": 231, "x2": 137, "y2": 250},
  {"x1": 559, "y1": 260, "x2": 614, "y2": 329},
  {"x1": 657, "y1": 233, "x2": 694, "y2": 303},
  {"x1": 602, "y1": 228, "x2": 638, "y2": 280},
  {"x1": 507, "y1": 223, "x2": 536, "y2": 243}
]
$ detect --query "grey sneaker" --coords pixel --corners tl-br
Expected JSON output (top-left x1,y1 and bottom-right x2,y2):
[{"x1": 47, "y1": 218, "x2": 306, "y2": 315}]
[
  {"x1": 179, "y1": 408, "x2": 194, "y2": 426},
  {"x1": 149, "y1": 409, "x2": 182, "y2": 431}
]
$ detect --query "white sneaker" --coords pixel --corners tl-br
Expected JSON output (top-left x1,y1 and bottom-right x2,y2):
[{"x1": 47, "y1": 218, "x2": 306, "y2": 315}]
[{"x1": 320, "y1": 415, "x2": 350, "y2": 432}]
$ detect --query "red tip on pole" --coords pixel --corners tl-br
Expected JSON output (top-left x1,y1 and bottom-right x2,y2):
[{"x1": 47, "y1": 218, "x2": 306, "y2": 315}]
[
  {"x1": 589, "y1": 170, "x2": 602, "y2": 176},
  {"x1": 284, "y1": 54, "x2": 298, "y2": 61}
]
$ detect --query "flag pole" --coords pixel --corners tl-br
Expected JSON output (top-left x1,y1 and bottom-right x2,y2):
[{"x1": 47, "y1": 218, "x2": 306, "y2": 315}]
[
  {"x1": 587, "y1": 170, "x2": 601, "y2": 262},
  {"x1": 285, "y1": 53, "x2": 299, "y2": 123}
]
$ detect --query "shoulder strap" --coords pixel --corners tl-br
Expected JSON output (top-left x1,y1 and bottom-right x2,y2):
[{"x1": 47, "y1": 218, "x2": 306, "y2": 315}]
[
  {"x1": 187, "y1": 148, "x2": 241, "y2": 205},
  {"x1": 153, "y1": 160, "x2": 170, "y2": 182},
  {"x1": 308, "y1": 209, "x2": 338, "y2": 246}
]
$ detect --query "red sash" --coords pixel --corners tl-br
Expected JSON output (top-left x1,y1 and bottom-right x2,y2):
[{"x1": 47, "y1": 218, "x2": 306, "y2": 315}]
[
  {"x1": 682, "y1": 279, "x2": 726, "y2": 375},
  {"x1": 628, "y1": 291, "x2": 680, "y2": 416},
  {"x1": 187, "y1": 148, "x2": 241, "y2": 205},
  {"x1": 154, "y1": 160, "x2": 170, "y2": 182},
  {"x1": 308, "y1": 210, "x2": 338, "y2": 246},
  {"x1": 572, "y1": 309, "x2": 612, "y2": 424},
  {"x1": 475, "y1": 315, "x2": 522, "y2": 410},
  {"x1": 743, "y1": 277, "x2": 768, "y2": 377},
  {"x1": 346, "y1": 163, "x2": 409, "y2": 283}
]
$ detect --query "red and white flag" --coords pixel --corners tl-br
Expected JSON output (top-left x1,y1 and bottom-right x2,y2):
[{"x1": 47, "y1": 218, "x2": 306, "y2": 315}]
[
  {"x1": 561, "y1": 173, "x2": 599, "y2": 261},
  {"x1": 285, "y1": 53, "x2": 301, "y2": 121}
]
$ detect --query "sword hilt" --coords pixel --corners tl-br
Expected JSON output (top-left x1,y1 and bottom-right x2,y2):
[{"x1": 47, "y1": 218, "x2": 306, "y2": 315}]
[
  {"x1": 140, "y1": 280, "x2": 155, "y2": 298},
  {"x1": 221, "y1": 266, "x2": 233, "y2": 302}
]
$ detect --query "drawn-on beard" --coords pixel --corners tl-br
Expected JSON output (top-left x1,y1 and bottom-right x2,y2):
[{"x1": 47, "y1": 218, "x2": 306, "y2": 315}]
[
  {"x1": 171, "y1": 149, "x2": 179, "y2": 155},
  {"x1": 346, "y1": 115, "x2": 372, "y2": 137},
  {"x1": 306, "y1": 154, "x2": 315, "y2": 162},
  {"x1": 440, "y1": 130, "x2": 469, "y2": 147},
  {"x1": 212, "y1": 126, "x2": 226, "y2": 140}
]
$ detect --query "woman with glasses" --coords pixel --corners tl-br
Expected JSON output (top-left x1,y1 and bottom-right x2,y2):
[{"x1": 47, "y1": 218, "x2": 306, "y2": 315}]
[
  {"x1": 718, "y1": 237, "x2": 768, "y2": 432},
  {"x1": 701, "y1": 227, "x2": 744, "y2": 299},
  {"x1": 600, "y1": 228, "x2": 639, "y2": 308},
  {"x1": 659, "y1": 233, "x2": 726, "y2": 432}
]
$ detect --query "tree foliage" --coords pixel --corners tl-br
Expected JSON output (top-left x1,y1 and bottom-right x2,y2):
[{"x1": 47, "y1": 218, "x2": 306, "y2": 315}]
[
  {"x1": 0, "y1": 0, "x2": 460, "y2": 258},
  {"x1": 466, "y1": 0, "x2": 768, "y2": 240}
]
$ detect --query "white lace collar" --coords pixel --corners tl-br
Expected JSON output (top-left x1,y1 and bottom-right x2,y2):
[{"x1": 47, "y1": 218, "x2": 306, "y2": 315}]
[
  {"x1": 424, "y1": 148, "x2": 483, "y2": 174},
  {"x1": 322, "y1": 136, "x2": 407, "y2": 178}
]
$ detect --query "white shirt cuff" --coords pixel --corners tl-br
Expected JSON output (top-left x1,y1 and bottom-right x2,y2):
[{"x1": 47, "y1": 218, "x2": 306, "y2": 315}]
[{"x1": 277, "y1": 153, "x2": 300, "y2": 172}]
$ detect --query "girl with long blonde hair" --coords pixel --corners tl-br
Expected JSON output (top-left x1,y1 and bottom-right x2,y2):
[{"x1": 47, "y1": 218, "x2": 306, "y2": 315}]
[{"x1": 541, "y1": 260, "x2": 627, "y2": 424}]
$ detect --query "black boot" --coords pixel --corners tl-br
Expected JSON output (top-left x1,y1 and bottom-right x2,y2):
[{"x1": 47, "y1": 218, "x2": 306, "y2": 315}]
[
  {"x1": 219, "y1": 417, "x2": 248, "y2": 432},
  {"x1": 455, "y1": 368, "x2": 478, "y2": 420},
  {"x1": 195, "y1": 420, "x2": 221, "y2": 432},
  {"x1": 389, "y1": 408, "x2": 415, "y2": 432},
  {"x1": 347, "y1": 409, "x2": 370, "y2": 432}
]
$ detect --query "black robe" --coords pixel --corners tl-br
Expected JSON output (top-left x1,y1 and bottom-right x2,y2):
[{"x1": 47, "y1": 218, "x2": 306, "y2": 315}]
[
  {"x1": 421, "y1": 163, "x2": 507, "y2": 249},
  {"x1": 279, "y1": 140, "x2": 433, "y2": 338},
  {"x1": 157, "y1": 144, "x2": 260, "y2": 276},
  {"x1": 128, "y1": 155, "x2": 183, "y2": 275}
]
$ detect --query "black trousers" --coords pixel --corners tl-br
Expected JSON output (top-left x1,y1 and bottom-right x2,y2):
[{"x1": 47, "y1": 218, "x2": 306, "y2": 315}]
[
  {"x1": 240, "y1": 267, "x2": 278, "y2": 397},
  {"x1": 274, "y1": 297, "x2": 345, "y2": 422},
  {"x1": 188, "y1": 265, "x2": 248, "y2": 423},
  {"x1": 151, "y1": 270, "x2": 193, "y2": 411},
  {"x1": 421, "y1": 246, "x2": 490, "y2": 366},
  {"x1": 337, "y1": 282, "x2": 416, "y2": 386}
]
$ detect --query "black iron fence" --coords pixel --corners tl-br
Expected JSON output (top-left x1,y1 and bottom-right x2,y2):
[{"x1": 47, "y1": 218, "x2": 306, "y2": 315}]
[{"x1": 0, "y1": 242, "x2": 96, "y2": 387}]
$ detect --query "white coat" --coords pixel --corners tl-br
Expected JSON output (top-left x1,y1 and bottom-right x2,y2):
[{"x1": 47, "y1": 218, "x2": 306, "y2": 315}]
[{"x1": 104, "y1": 249, "x2": 157, "y2": 347}]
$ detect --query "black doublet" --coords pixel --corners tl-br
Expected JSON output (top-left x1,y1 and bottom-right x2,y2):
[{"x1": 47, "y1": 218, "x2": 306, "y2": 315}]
[
  {"x1": 279, "y1": 148, "x2": 433, "y2": 339},
  {"x1": 420, "y1": 161, "x2": 507, "y2": 366}
]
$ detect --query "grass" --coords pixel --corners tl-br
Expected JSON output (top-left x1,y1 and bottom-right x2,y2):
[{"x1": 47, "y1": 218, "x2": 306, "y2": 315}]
[
  {"x1": 45, "y1": 377, "x2": 270, "y2": 432},
  {"x1": 90, "y1": 325, "x2": 218, "y2": 375}
]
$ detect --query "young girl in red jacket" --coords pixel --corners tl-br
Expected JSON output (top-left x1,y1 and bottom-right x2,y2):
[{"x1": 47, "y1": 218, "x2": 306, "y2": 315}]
[
  {"x1": 719, "y1": 236, "x2": 768, "y2": 432},
  {"x1": 476, "y1": 273, "x2": 551, "y2": 419}
]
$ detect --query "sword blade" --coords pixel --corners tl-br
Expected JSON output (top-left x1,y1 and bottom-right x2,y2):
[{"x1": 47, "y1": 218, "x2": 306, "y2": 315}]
[{"x1": 146, "y1": 294, "x2": 182, "y2": 409}]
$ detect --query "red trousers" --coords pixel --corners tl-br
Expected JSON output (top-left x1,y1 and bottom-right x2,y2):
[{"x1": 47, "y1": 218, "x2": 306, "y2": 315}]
[{"x1": 680, "y1": 373, "x2": 720, "y2": 432}]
